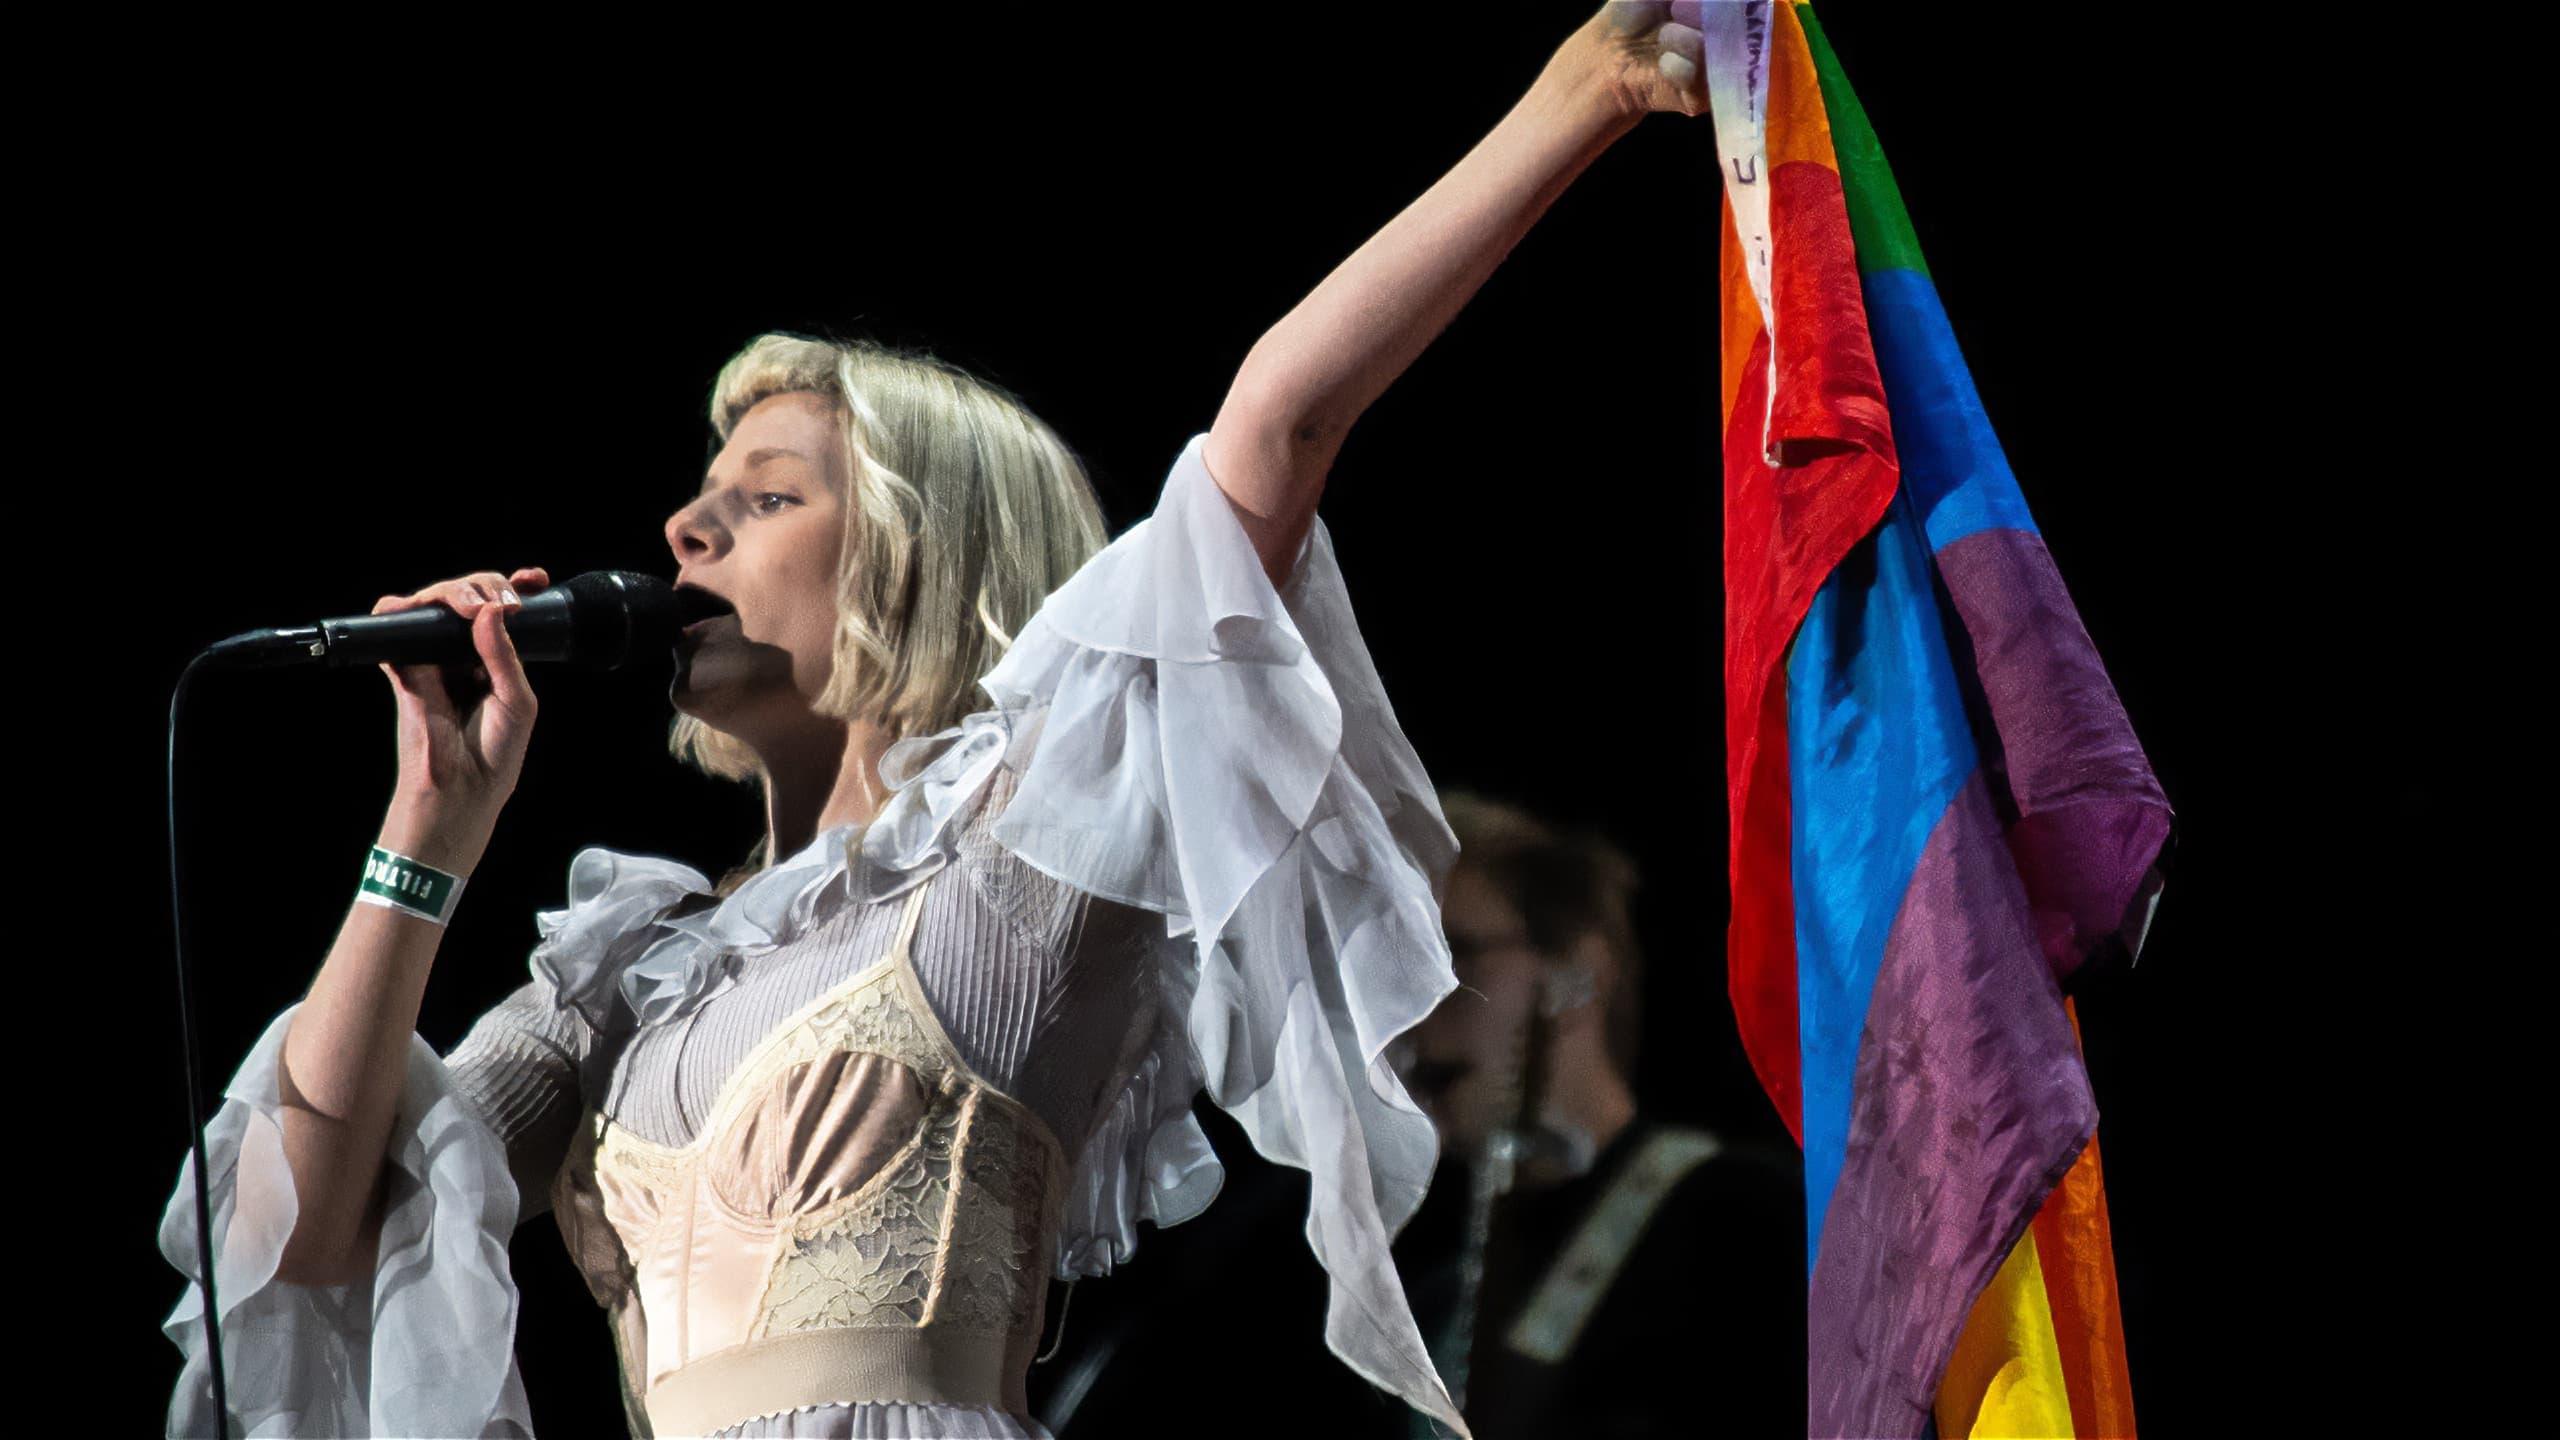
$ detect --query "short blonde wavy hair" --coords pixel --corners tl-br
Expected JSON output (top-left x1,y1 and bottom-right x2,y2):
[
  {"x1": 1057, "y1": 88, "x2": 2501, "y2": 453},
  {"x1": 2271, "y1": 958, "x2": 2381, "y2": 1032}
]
[{"x1": 670, "y1": 330, "x2": 1110, "y2": 797}]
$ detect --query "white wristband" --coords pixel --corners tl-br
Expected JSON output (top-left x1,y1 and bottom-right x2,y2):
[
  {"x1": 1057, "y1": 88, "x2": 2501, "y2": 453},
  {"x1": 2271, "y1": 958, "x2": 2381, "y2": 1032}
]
[{"x1": 356, "y1": 843, "x2": 467, "y2": 926}]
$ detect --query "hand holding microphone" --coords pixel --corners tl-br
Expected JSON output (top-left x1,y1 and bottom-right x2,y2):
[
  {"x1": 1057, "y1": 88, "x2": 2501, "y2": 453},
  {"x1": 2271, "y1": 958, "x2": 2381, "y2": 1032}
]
[
  {"x1": 193, "y1": 565, "x2": 733, "y2": 875},
  {"x1": 372, "y1": 566, "x2": 548, "y2": 877},
  {"x1": 202, "y1": 567, "x2": 722, "y2": 673}
]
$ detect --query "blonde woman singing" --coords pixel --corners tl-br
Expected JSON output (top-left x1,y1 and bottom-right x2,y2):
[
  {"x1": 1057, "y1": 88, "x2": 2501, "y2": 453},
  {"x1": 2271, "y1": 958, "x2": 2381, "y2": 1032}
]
[{"x1": 159, "y1": 7, "x2": 1711, "y2": 1436}]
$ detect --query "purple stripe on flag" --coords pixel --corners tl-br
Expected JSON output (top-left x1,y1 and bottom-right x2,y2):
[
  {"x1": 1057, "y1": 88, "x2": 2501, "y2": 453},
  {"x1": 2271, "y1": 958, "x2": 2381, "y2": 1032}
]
[
  {"x1": 1806, "y1": 770, "x2": 2095, "y2": 1440},
  {"x1": 1937, "y1": 526, "x2": 2174, "y2": 985}
]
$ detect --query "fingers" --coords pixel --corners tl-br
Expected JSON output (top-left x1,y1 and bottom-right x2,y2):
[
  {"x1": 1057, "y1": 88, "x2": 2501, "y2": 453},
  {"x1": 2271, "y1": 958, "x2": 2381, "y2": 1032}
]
[
  {"x1": 1659, "y1": 20, "x2": 1703, "y2": 69},
  {"x1": 373, "y1": 568, "x2": 542, "y2": 620},
  {"x1": 1599, "y1": 0, "x2": 1708, "y2": 115},
  {"x1": 451, "y1": 571, "x2": 520, "y2": 615},
  {"x1": 372, "y1": 567, "x2": 544, "y2": 711},
  {"x1": 471, "y1": 586, "x2": 537, "y2": 716},
  {"x1": 440, "y1": 572, "x2": 526, "y2": 612},
  {"x1": 379, "y1": 656, "x2": 454, "y2": 715},
  {"x1": 1658, "y1": 45, "x2": 1701, "y2": 101},
  {"x1": 1605, "y1": 1, "x2": 1668, "y2": 38}
]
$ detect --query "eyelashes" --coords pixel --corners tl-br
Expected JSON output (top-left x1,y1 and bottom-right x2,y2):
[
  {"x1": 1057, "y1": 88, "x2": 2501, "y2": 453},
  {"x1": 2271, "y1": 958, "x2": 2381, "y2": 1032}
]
[{"x1": 671, "y1": 489, "x2": 798, "y2": 528}]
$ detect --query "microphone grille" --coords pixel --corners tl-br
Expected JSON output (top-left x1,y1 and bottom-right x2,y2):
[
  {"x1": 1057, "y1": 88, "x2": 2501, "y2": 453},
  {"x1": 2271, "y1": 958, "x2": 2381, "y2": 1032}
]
[{"x1": 559, "y1": 570, "x2": 685, "y2": 669}]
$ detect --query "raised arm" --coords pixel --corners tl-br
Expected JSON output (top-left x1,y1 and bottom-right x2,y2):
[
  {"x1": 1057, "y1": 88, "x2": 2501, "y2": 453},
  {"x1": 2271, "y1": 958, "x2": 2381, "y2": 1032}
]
[{"x1": 1205, "y1": 2, "x2": 1709, "y2": 587}]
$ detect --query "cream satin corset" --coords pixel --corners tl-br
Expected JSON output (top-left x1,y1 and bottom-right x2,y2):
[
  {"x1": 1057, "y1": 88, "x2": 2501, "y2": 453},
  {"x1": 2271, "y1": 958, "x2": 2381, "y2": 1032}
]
[{"x1": 549, "y1": 874, "x2": 1071, "y2": 1438}]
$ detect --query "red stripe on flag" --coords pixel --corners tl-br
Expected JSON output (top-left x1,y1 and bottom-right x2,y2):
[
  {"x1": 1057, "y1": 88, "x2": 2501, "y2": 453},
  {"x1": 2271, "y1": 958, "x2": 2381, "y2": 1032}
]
[
  {"x1": 1727, "y1": 650, "x2": 1802, "y2": 1141},
  {"x1": 1718, "y1": 145, "x2": 1899, "y2": 1139}
]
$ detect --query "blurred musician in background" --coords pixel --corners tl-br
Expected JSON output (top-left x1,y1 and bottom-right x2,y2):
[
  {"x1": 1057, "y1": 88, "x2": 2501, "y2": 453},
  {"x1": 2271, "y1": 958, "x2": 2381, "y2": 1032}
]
[{"x1": 1033, "y1": 789, "x2": 1806, "y2": 1438}]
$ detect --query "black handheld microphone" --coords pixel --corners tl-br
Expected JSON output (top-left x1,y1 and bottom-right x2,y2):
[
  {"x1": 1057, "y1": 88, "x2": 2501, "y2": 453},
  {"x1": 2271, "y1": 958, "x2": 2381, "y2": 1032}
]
[{"x1": 199, "y1": 570, "x2": 733, "y2": 672}]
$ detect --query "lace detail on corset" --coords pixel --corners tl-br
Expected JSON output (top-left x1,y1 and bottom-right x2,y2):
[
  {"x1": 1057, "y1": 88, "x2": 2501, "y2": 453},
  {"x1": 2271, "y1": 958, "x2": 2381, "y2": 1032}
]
[
  {"x1": 595, "y1": 1118, "x2": 692, "y2": 1199},
  {"x1": 740, "y1": 963, "x2": 1064, "y2": 1342},
  {"x1": 940, "y1": 1094, "x2": 1056, "y2": 1334},
  {"x1": 755, "y1": 1086, "x2": 967, "y2": 1333}
]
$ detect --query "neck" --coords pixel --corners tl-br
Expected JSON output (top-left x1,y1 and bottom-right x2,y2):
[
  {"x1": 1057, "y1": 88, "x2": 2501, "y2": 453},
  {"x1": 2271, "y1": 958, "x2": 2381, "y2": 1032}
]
[{"x1": 756, "y1": 715, "x2": 901, "y2": 865}]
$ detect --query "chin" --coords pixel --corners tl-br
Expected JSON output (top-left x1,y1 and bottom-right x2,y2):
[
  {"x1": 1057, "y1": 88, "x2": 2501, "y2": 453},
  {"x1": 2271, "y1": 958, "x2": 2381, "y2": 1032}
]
[
  {"x1": 673, "y1": 676, "x2": 801, "y2": 753},
  {"x1": 667, "y1": 677, "x2": 741, "y2": 729},
  {"x1": 670, "y1": 650, "x2": 741, "y2": 707}
]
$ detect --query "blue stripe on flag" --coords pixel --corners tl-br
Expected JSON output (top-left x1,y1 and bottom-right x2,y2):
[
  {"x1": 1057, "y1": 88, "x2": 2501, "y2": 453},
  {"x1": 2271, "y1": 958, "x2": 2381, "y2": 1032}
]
[
  {"x1": 1861, "y1": 267, "x2": 2039, "y2": 551},
  {"x1": 1786, "y1": 478, "x2": 1981, "y2": 1272}
]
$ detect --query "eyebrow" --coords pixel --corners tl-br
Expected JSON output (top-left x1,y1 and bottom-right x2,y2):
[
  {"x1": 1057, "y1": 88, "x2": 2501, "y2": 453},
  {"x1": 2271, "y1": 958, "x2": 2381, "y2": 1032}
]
[{"x1": 698, "y1": 447, "x2": 812, "y2": 496}]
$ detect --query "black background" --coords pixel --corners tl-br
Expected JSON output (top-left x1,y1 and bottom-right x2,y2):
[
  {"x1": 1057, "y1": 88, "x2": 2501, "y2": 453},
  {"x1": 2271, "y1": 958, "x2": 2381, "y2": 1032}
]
[{"x1": 58, "y1": 3, "x2": 2425, "y2": 1435}]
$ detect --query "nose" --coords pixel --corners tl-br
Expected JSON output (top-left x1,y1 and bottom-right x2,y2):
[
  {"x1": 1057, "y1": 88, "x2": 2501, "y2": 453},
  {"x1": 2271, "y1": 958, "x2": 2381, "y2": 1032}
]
[{"x1": 665, "y1": 497, "x2": 724, "y2": 565}]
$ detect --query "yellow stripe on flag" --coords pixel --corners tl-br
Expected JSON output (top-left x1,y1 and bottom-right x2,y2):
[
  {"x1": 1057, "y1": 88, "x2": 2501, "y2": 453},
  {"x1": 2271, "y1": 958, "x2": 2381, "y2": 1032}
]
[{"x1": 1936, "y1": 1223, "x2": 2076, "y2": 1438}]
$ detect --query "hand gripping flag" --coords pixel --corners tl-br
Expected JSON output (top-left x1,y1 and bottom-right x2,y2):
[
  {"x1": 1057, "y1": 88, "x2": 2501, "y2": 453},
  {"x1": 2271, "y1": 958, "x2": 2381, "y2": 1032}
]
[{"x1": 1699, "y1": 5, "x2": 2176, "y2": 1436}]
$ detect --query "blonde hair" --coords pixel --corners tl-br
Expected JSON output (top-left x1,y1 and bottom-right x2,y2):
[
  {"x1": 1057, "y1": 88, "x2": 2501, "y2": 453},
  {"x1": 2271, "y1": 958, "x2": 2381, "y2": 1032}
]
[
  {"x1": 671, "y1": 331, "x2": 1110, "y2": 885},
  {"x1": 1437, "y1": 788, "x2": 1647, "y2": 1076}
]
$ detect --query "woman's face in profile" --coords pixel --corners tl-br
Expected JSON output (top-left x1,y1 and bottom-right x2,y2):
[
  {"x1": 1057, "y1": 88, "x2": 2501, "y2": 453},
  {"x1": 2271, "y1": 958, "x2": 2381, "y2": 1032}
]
[{"x1": 665, "y1": 390, "x2": 848, "y2": 742}]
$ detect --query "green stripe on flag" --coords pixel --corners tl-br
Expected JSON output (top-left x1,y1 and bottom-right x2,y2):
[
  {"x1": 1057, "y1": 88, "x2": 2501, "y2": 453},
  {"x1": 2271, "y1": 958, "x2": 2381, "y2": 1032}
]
[{"x1": 1798, "y1": 3, "x2": 1927, "y2": 280}]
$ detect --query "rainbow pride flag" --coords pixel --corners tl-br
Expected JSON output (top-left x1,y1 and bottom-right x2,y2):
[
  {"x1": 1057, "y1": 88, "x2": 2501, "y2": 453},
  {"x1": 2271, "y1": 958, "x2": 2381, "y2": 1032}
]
[{"x1": 1700, "y1": 5, "x2": 2175, "y2": 1435}]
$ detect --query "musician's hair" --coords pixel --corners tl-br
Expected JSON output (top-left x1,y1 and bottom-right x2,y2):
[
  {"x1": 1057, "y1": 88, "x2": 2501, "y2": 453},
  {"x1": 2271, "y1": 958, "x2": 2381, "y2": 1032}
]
[
  {"x1": 670, "y1": 331, "x2": 1110, "y2": 891},
  {"x1": 1437, "y1": 789, "x2": 1646, "y2": 1077}
]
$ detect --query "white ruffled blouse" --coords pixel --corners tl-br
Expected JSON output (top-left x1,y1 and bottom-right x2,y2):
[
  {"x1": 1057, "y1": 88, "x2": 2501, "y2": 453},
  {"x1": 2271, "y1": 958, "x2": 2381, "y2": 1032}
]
[{"x1": 159, "y1": 431, "x2": 1470, "y2": 1438}]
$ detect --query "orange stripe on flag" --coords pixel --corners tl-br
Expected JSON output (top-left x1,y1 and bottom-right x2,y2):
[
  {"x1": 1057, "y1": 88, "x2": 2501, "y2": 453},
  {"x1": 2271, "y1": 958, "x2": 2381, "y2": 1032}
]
[
  {"x1": 1768, "y1": 2, "x2": 1843, "y2": 176},
  {"x1": 2035, "y1": 998, "x2": 2138, "y2": 1437},
  {"x1": 1934, "y1": 998, "x2": 2141, "y2": 1437},
  {"x1": 1718, "y1": 182, "x2": 1759, "y2": 436}
]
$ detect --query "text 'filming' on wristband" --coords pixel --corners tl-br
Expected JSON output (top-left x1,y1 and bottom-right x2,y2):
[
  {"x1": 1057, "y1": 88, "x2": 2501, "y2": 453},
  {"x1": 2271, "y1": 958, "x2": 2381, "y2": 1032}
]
[{"x1": 356, "y1": 844, "x2": 468, "y2": 926}]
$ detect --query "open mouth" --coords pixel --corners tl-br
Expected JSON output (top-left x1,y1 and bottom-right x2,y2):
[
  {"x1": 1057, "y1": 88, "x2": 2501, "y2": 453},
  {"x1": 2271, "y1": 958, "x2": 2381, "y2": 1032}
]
[{"x1": 673, "y1": 583, "x2": 737, "y2": 640}]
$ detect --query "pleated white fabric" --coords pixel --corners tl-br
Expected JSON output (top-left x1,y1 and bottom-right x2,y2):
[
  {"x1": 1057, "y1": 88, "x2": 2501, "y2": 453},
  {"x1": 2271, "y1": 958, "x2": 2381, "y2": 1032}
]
[
  {"x1": 157, "y1": 430, "x2": 1467, "y2": 1438},
  {"x1": 711, "y1": 1403, "x2": 1048, "y2": 1438}
]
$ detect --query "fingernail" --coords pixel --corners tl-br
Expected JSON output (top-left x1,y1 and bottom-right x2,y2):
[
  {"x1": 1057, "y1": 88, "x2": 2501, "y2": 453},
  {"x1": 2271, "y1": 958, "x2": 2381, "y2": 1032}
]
[{"x1": 499, "y1": 587, "x2": 521, "y2": 606}]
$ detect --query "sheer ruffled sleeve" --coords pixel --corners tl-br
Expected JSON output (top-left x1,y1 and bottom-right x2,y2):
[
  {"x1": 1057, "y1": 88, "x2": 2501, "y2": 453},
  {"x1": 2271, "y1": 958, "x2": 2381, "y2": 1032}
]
[
  {"x1": 156, "y1": 984, "x2": 580, "y2": 1438},
  {"x1": 884, "y1": 431, "x2": 1468, "y2": 1435}
]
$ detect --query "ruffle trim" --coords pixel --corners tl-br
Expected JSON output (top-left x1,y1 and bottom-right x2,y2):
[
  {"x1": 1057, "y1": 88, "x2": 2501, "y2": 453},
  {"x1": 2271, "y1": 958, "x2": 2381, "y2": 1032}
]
[
  {"x1": 158, "y1": 1003, "x2": 536, "y2": 1438},
  {"x1": 526, "y1": 708, "x2": 1014, "y2": 1036},
  {"x1": 961, "y1": 432, "x2": 1470, "y2": 1435},
  {"x1": 1052, "y1": 1023, "x2": 1224, "y2": 1278}
]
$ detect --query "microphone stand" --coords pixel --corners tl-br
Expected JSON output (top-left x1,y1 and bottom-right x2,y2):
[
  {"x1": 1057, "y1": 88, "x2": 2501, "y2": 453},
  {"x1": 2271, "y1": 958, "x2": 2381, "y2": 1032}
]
[{"x1": 1425, "y1": 989, "x2": 1555, "y2": 1439}]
